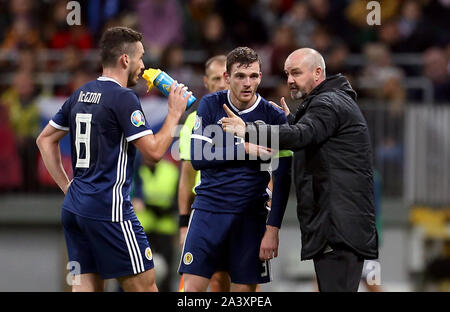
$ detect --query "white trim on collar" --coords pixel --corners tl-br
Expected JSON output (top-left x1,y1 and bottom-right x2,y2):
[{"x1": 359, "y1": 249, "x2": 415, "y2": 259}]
[
  {"x1": 226, "y1": 89, "x2": 261, "y2": 115},
  {"x1": 97, "y1": 76, "x2": 123, "y2": 87}
]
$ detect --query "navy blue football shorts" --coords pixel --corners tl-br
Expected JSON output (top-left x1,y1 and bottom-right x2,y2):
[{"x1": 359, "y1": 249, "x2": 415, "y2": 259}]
[
  {"x1": 178, "y1": 209, "x2": 271, "y2": 284},
  {"x1": 62, "y1": 209, "x2": 154, "y2": 279}
]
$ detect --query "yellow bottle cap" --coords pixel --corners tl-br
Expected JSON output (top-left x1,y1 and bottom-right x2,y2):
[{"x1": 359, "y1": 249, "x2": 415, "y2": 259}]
[{"x1": 142, "y1": 68, "x2": 162, "y2": 92}]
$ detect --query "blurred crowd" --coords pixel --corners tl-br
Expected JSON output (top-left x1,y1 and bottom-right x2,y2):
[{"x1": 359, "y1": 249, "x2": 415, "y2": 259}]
[{"x1": 0, "y1": 0, "x2": 450, "y2": 193}]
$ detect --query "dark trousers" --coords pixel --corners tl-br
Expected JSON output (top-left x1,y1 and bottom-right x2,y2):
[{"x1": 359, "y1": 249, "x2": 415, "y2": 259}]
[{"x1": 313, "y1": 244, "x2": 364, "y2": 292}]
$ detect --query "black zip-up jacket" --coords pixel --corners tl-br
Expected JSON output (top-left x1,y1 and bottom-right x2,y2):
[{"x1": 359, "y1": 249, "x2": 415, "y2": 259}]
[{"x1": 246, "y1": 74, "x2": 379, "y2": 260}]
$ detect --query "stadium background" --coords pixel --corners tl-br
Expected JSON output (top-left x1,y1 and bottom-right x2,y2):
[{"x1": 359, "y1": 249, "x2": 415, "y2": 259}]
[{"x1": 0, "y1": 0, "x2": 449, "y2": 291}]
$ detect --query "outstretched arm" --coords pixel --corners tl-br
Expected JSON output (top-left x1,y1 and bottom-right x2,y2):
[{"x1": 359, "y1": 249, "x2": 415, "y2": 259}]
[{"x1": 223, "y1": 98, "x2": 339, "y2": 151}]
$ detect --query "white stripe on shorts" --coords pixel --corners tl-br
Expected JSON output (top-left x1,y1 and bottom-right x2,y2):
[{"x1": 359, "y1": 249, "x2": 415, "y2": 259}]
[
  {"x1": 120, "y1": 221, "x2": 137, "y2": 274},
  {"x1": 125, "y1": 220, "x2": 144, "y2": 273}
]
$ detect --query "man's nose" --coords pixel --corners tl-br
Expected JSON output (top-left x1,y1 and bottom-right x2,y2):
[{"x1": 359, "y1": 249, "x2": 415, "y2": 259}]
[
  {"x1": 287, "y1": 74, "x2": 295, "y2": 84},
  {"x1": 219, "y1": 79, "x2": 226, "y2": 90}
]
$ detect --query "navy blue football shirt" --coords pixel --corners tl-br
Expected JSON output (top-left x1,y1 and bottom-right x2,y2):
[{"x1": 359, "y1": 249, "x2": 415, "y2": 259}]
[
  {"x1": 51, "y1": 77, "x2": 153, "y2": 222},
  {"x1": 190, "y1": 89, "x2": 292, "y2": 227}
]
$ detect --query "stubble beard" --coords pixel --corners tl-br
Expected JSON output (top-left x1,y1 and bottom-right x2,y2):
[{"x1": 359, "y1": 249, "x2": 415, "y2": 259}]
[
  {"x1": 290, "y1": 89, "x2": 304, "y2": 100},
  {"x1": 127, "y1": 70, "x2": 137, "y2": 87},
  {"x1": 127, "y1": 63, "x2": 141, "y2": 87}
]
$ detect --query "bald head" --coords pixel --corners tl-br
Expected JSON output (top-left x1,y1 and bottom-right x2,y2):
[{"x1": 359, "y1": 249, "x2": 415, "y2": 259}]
[
  {"x1": 287, "y1": 48, "x2": 326, "y2": 78},
  {"x1": 203, "y1": 55, "x2": 228, "y2": 93},
  {"x1": 284, "y1": 48, "x2": 326, "y2": 100}
]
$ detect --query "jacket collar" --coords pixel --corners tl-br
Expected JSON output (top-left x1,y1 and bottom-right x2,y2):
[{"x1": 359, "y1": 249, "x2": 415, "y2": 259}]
[{"x1": 294, "y1": 74, "x2": 355, "y2": 122}]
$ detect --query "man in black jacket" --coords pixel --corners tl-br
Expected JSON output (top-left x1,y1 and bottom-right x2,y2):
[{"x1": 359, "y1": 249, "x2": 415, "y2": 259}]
[{"x1": 221, "y1": 48, "x2": 378, "y2": 292}]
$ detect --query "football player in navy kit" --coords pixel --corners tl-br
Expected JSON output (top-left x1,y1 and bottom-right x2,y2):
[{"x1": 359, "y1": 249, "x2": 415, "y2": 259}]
[
  {"x1": 178, "y1": 47, "x2": 292, "y2": 292},
  {"x1": 36, "y1": 27, "x2": 190, "y2": 291}
]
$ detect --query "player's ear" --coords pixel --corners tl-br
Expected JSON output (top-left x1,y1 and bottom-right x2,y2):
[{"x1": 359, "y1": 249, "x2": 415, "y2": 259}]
[
  {"x1": 120, "y1": 54, "x2": 129, "y2": 68},
  {"x1": 315, "y1": 67, "x2": 321, "y2": 81},
  {"x1": 224, "y1": 71, "x2": 230, "y2": 84},
  {"x1": 203, "y1": 76, "x2": 208, "y2": 89}
]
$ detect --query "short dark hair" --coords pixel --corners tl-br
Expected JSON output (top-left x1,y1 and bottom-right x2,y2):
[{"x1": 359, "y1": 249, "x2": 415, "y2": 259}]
[
  {"x1": 226, "y1": 47, "x2": 261, "y2": 74},
  {"x1": 99, "y1": 27, "x2": 143, "y2": 67}
]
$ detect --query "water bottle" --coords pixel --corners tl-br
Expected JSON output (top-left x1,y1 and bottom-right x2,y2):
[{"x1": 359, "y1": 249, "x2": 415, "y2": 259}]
[{"x1": 142, "y1": 68, "x2": 196, "y2": 109}]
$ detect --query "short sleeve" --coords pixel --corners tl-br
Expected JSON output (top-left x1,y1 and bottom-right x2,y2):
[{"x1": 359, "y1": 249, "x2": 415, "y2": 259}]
[
  {"x1": 50, "y1": 97, "x2": 71, "y2": 131},
  {"x1": 114, "y1": 90, "x2": 153, "y2": 142}
]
